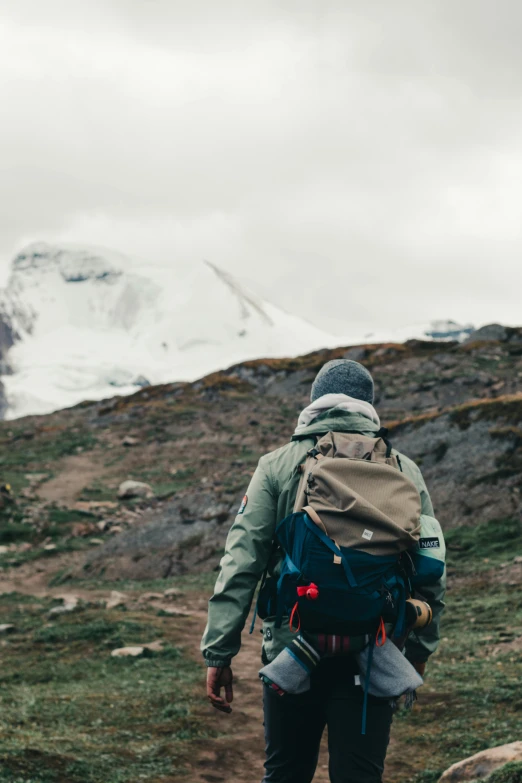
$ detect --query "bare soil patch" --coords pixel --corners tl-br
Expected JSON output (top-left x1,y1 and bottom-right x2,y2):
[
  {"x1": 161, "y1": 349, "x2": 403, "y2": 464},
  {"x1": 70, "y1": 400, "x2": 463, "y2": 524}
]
[{"x1": 38, "y1": 453, "x2": 106, "y2": 504}]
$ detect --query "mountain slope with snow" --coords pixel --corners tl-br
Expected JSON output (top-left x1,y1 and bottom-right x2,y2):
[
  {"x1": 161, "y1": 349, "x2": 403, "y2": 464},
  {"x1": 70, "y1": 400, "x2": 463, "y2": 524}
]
[
  {"x1": 0, "y1": 244, "x2": 341, "y2": 418},
  {"x1": 0, "y1": 243, "x2": 476, "y2": 419}
]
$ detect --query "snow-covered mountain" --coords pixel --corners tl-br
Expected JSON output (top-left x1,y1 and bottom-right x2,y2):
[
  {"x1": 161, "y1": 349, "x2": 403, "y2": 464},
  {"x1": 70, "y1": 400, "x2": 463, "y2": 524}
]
[
  {"x1": 0, "y1": 243, "x2": 341, "y2": 418},
  {"x1": 0, "y1": 243, "x2": 475, "y2": 419}
]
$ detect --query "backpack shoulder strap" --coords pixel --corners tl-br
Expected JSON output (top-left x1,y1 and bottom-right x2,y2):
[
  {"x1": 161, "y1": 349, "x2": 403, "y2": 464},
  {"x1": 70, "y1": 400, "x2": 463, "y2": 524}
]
[{"x1": 376, "y1": 426, "x2": 393, "y2": 458}]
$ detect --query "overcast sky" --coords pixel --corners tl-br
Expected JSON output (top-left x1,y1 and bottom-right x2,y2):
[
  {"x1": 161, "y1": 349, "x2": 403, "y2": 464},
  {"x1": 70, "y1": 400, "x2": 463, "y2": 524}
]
[{"x1": 1, "y1": 0, "x2": 522, "y2": 335}]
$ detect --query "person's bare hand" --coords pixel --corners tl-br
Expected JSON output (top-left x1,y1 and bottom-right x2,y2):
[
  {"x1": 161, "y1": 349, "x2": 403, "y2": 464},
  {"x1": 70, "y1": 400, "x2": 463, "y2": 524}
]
[
  {"x1": 412, "y1": 661, "x2": 426, "y2": 677},
  {"x1": 206, "y1": 666, "x2": 233, "y2": 713}
]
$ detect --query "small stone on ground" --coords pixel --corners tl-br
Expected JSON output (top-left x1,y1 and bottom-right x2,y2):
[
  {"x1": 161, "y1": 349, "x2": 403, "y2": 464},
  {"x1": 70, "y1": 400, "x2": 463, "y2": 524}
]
[{"x1": 438, "y1": 742, "x2": 522, "y2": 781}]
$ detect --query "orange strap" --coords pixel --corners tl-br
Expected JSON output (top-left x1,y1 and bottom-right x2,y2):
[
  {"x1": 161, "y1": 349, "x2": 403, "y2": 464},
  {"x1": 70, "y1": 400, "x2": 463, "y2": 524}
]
[
  {"x1": 289, "y1": 602, "x2": 301, "y2": 633},
  {"x1": 376, "y1": 617, "x2": 387, "y2": 647}
]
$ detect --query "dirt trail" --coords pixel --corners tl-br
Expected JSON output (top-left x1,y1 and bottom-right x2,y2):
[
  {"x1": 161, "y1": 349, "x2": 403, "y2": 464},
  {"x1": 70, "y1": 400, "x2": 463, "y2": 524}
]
[
  {"x1": 0, "y1": 553, "x2": 406, "y2": 783},
  {"x1": 182, "y1": 597, "x2": 330, "y2": 783},
  {"x1": 180, "y1": 596, "x2": 408, "y2": 783},
  {"x1": 0, "y1": 553, "x2": 83, "y2": 597},
  {"x1": 37, "y1": 453, "x2": 106, "y2": 504},
  {"x1": 0, "y1": 551, "x2": 327, "y2": 782}
]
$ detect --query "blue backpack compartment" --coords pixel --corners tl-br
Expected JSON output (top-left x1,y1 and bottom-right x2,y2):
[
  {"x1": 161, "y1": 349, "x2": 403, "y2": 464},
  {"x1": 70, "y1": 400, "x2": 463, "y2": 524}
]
[
  {"x1": 274, "y1": 511, "x2": 408, "y2": 635},
  {"x1": 411, "y1": 552, "x2": 445, "y2": 586}
]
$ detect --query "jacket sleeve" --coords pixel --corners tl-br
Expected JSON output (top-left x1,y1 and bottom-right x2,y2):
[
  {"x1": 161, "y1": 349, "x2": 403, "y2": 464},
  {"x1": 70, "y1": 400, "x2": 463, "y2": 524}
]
[
  {"x1": 200, "y1": 455, "x2": 278, "y2": 667},
  {"x1": 405, "y1": 468, "x2": 447, "y2": 664}
]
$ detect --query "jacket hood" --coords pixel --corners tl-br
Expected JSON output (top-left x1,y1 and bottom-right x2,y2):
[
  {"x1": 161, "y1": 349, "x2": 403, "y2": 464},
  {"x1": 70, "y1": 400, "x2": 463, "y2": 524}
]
[{"x1": 291, "y1": 408, "x2": 381, "y2": 440}]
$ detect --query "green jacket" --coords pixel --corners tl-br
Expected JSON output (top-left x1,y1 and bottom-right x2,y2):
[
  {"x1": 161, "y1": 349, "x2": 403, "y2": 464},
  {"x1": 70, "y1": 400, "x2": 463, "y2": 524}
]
[{"x1": 201, "y1": 409, "x2": 446, "y2": 667}]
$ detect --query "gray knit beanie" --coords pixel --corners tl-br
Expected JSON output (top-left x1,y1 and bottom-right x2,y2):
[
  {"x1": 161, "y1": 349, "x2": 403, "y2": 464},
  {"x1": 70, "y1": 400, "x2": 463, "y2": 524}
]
[{"x1": 310, "y1": 359, "x2": 375, "y2": 404}]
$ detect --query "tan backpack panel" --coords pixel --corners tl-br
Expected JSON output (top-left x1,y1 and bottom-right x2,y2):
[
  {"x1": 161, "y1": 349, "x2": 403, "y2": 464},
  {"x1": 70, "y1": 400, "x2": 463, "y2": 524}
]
[{"x1": 294, "y1": 432, "x2": 421, "y2": 556}]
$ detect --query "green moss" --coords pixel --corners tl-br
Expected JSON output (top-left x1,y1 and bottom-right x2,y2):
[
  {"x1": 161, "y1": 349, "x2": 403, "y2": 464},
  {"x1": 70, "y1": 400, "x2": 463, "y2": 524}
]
[
  {"x1": 389, "y1": 513, "x2": 522, "y2": 782},
  {"x1": 0, "y1": 593, "x2": 209, "y2": 782},
  {"x1": 0, "y1": 427, "x2": 98, "y2": 468},
  {"x1": 450, "y1": 395, "x2": 522, "y2": 430},
  {"x1": 446, "y1": 517, "x2": 522, "y2": 562},
  {"x1": 488, "y1": 762, "x2": 522, "y2": 783},
  {"x1": 0, "y1": 522, "x2": 35, "y2": 544},
  {"x1": 473, "y1": 428, "x2": 522, "y2": 485},
  {"x1": 47, "y1": 509, "x2": 97, "y2": 526},
  {"x1": 387, "y1": 394, "x2": 522, "y2": 435},
  {"x1": 33, "y1": 618, "x2": 150, "y2": 647},
  {"x1": 409, "y1": 772, "x2": 442, "y2": 783},
  {"x1": 78, "y1": 482, "x2": 114, "y2": 502},
  {"x1": 196, "y1": 371, "x2": 253, "y2": 393}
]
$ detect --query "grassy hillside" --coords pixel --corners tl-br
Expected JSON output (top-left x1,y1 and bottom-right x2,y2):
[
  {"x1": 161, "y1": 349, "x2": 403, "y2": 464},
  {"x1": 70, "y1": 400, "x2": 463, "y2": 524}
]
[
  {"x1": 0, "y1": 332, "x2": 521, "y2": 782},
  {"x1": 0, "y1": 521, "x2": 520, "y2": 783}
]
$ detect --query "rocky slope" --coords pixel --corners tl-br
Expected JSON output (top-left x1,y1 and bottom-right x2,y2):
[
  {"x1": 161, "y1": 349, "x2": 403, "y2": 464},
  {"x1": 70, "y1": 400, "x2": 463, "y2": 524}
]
[
  {"x1": 0, "y1": 324, "x2": 519, "y2": 582},
  {"x1": 0, "y1": 324, "x2": 520, "y2": 783},
  {"x1": 83, "y1": 328, "x2": 522, "y2": 580}
]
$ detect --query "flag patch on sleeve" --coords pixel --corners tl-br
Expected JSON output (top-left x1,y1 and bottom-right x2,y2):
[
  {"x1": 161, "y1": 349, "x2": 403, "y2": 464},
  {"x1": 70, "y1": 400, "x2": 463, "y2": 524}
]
[{"x1": 238, "y1": 495, "x2": 248, "y2": 514}]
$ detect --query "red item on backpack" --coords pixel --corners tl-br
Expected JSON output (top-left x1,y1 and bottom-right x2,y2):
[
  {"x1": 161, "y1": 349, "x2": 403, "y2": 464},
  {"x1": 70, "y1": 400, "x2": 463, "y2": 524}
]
[{"x1": 297, "y1": 583, "x2": 319, "y2": 601}]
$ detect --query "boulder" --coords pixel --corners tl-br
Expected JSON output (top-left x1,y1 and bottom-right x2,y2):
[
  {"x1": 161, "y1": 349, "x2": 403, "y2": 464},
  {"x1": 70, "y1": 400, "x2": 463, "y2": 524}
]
[
  {"x1": 157, "y1": 607, "x2": 191, "y2": 617},
  {"x1": 111, "y1": 640, "x2": 164, "y2": 657},
  {"x1": 111, "y1": 646, "x2": 144, "y2": 658},
  {"x1": 106, "y1": 590, "x2": 127, "y2": 610},
  {"x1": 80, "y1": 490, "x2": 226, "y2": 580},
  {"x1": 138, "y1": 592, "x2": 164, "y2": 602},
  {"x1": 200, "y1": 503, "x2": 230, "y2": 522},
  {"x1": 48, "y1": 595, "x2": 79, "y2": 617},
  {"x1": 164, "y1": 588, "x2": 182, "y2": 599},
  {"x1": 439, "y1": 742, "x2": 522, "y2": 781},
  {"x1": 122, "y1": 436, "x2": 140, "y2": 447},
  {"x1": 74, "y1": 501, "x2": 118, "y2": 512},
  {"x1": 0, "y1": 624, "x2": 15, "y2": 634},
  {"x1": 142, "y1": 640, "x2": 164, "y2": 652},
  {"x1": 71, "y1": 522, "x2": 98, "y2": 537},
  {"x1": 117, "y1": 480, "x2": 154, "y2": 500}
]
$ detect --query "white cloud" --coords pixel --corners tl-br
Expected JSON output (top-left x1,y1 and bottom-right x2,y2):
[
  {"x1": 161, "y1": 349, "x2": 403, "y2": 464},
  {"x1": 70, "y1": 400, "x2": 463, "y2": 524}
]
[{"x1": 1, "y1": 0, "x2": 522, "y2": 332}]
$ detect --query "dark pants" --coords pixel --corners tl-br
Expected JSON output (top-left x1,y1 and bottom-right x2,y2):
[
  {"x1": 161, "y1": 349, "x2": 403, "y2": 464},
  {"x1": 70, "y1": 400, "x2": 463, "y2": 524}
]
[{"x1": 262, "y1": 656, "x2": 393, "y2": 783}]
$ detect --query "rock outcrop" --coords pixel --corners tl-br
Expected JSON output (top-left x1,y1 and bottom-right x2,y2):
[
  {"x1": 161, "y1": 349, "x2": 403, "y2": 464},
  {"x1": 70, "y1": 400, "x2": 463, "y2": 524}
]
[
  {"x1": 117, "y1": 480, "x2": 154, "y2": 500},
  {"x1": 439, "y1": 743, "x2": 522, "y2": 781},
  {"x1": 1, "y1": 328, "x2": 520, "y2": 581},
  {"x1": 82, "y1": 390, "x2": 522, "y2": 580},
  {"x1": 83, "y1": 491, "x2": 234, "y2": 580}
]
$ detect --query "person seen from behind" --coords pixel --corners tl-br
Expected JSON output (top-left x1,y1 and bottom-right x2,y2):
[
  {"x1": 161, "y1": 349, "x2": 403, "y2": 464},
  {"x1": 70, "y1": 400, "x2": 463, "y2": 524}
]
[{"x1": 201, "y1": 359, "x2": 446, "y2": 783}]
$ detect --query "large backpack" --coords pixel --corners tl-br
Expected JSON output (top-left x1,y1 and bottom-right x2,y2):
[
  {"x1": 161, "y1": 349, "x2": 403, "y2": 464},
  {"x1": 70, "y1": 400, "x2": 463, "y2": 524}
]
[{"x1": 273, "y1": 429, "x2": 423, "y2": 639}]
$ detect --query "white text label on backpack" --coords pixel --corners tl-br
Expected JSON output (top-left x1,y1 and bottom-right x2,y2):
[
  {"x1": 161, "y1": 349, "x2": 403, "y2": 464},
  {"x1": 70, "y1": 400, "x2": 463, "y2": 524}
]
[
  {"x1": 419, "y1": 537, "x2": 440, "y2": 549},
  {"x1": 362, "y1": 529, "x2": 374, "y2": 541}
]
